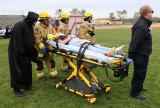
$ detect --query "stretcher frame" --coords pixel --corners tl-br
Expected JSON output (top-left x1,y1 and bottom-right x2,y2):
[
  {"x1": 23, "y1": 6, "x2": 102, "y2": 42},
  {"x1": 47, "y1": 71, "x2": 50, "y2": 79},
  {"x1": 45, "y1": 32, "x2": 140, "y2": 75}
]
[{"x1": 48, "y1": 41, "x2": 129, "y2": 104}]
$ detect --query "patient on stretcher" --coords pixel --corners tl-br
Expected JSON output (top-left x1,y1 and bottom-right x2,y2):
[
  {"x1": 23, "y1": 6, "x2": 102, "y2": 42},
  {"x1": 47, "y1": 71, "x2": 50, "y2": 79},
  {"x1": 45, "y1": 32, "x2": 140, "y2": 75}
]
[{"x1": 47, "y1": 34, "x2": 125, "y2": 57}]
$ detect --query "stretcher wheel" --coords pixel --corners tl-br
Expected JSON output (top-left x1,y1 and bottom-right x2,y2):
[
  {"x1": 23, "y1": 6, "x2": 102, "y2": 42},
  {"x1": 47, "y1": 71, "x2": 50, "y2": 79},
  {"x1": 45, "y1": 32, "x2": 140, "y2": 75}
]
[
  {"x1": 55, "y1": 82, "x2": 62, "y2": 89},
  {"x1": 105, "y1": 85, "x2": 111, "y2": 93},
  {"x1": 87, "y1": 97, "x2": 96, "y2": 104}
]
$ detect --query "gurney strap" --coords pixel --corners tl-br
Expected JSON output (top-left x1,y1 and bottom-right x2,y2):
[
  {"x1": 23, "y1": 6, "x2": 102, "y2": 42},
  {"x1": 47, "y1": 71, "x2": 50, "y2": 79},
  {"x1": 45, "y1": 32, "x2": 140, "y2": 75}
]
[
  {"x1": 55, "y1": 39, "x2": 59, "y2": 50},
  {"x1": 77, "y1": 42, "x2": 93, "y2": 59},
  {"x1": 77, "y1": 42, "x2": 94, "y2": 73}
]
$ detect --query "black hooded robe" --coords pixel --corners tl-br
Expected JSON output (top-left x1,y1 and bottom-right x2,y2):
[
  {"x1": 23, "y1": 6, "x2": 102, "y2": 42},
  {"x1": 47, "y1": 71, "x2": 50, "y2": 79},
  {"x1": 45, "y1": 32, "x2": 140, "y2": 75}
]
[{"x1": 8, "y1": 12, "x2": 38, "y2": 89}]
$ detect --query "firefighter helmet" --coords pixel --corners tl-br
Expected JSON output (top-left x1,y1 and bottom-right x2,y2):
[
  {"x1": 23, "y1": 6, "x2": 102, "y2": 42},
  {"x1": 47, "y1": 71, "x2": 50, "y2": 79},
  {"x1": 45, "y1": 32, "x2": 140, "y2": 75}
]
[
  {"x1": 59, "y1": 12, "x2": 69, "y2": 19},
  {"x1": 38, "y1": 11, "x2": 50, "y2": 21},
  {"x1": 83, "y1": 11, "x2": 93, "y2": 18}
]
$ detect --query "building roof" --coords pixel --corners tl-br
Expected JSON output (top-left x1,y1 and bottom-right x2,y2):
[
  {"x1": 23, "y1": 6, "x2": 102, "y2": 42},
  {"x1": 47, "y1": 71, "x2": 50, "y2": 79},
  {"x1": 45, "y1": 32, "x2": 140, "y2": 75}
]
[{"x1": 0, "y1": 15, "x2": 25, "y2": 28}]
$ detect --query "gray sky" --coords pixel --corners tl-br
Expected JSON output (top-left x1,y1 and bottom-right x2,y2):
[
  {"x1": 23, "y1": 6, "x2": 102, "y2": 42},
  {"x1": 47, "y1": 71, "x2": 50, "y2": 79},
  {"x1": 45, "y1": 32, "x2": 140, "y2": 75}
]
[{"x1": 0, "y1": 0, "x2": 159, "y2": 18}]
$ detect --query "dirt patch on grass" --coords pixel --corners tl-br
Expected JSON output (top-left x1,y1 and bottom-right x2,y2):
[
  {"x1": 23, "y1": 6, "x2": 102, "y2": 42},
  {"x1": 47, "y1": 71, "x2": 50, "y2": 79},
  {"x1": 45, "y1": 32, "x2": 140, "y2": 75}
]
[{"x1": 95, "y1": 25, "x2": 160, "y2": 29}]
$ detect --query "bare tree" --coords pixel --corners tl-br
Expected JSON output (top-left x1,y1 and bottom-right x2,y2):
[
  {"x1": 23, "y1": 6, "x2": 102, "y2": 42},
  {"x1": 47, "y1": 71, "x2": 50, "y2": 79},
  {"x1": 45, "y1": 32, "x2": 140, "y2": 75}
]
[
  {"x1": 116, "y1": 10, "x2": 127, "y2": 20},
  {"x1": 55, "y1": 9, "x2": 63, "y2": 17}
]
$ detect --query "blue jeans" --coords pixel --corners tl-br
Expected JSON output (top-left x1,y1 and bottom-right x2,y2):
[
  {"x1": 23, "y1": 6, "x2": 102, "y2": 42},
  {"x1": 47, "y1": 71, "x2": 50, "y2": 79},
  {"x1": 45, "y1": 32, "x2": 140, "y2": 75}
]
[{"x1": 68, "y1": 37, "x2": 112, "y2": 54}]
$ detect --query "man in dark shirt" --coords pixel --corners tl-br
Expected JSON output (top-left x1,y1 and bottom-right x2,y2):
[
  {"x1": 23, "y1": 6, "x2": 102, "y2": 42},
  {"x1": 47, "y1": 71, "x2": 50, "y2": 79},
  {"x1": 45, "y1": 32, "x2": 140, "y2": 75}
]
[
  {"x1": 128, "y1": 5, "x2": 153, "y2": 100},
  {"x1": 8, "y1": 11, "x2": 38, "y2": 97}
]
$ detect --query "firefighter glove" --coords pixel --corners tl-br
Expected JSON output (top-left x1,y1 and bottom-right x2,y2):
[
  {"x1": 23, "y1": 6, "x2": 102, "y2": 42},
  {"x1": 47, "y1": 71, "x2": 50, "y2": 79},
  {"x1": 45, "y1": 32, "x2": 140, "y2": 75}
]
[
  {"x1": 88, "y1": 30, "x2": 95, "y2": 37},
  {"x1": 126, "y1": 58, "x2": 133, "y2": 64}
]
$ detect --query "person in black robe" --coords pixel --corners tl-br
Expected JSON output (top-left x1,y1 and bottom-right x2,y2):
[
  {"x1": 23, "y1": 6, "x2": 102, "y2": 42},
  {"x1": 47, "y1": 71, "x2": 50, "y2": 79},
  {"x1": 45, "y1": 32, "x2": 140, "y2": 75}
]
[
  {"x1": 5, "y1": 25, "x2": 9, "y2": 38},
  {"x1": 8, "y1": 11, "x2": 38, "y2": 97}
]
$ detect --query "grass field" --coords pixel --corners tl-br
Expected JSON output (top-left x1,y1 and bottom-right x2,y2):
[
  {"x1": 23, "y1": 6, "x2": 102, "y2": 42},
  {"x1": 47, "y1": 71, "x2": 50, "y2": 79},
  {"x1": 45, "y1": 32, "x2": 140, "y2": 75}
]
[{"x1": 0, "y1": 29, "x2": 160, "y2": 108}]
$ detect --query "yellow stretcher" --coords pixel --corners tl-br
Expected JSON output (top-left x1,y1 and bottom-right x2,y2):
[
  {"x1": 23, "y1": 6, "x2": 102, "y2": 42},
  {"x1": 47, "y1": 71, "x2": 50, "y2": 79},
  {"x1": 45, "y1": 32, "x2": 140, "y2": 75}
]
[{"x1": 48, "y1": 41, "x2": 130, "y2": 104}]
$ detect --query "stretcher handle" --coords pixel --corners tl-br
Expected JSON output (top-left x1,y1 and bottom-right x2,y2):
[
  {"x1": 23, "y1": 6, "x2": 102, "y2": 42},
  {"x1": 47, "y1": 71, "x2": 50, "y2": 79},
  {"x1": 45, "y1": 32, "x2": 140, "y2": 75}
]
[{"x1": 105, "y1": 62, "x2": 129, "y2": 82}]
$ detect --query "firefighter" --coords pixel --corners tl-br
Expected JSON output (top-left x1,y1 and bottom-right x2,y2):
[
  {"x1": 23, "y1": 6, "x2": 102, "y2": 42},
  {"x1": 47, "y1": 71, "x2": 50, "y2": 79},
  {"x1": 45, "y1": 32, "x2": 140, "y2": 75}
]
[
  {"x1": 34, "y1": 11, "x2": 59, "y2": 81},
  {"x1": 78, "y1": 11, "x2": 95, "y2": 42},
  {"x1": 58, "y1": 12, "x2": 70, "y2": 35},
  {"x1": 58, "y1": 12, "x2": 71, "y2": 71}
]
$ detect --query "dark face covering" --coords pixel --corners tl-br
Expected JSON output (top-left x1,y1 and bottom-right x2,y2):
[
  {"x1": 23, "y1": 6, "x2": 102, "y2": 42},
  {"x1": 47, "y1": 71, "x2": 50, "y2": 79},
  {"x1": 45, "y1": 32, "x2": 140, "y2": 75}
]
[{"x1": 24, "y1": 11, "x2": 39, "y2": 25}]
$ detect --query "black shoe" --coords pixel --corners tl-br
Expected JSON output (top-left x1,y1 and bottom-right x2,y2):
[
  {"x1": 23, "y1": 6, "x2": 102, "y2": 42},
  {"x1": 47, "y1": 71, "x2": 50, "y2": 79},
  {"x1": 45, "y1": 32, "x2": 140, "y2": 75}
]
[
  {"x1": 131, "y1": 94, "x2": 147, "y2": 100},
  {"x1": 13, "y1": 89, "x2": 24, "y2": 97},
  {"x1": 39, "y1": 76, "x2": 46, "y2": 82}
]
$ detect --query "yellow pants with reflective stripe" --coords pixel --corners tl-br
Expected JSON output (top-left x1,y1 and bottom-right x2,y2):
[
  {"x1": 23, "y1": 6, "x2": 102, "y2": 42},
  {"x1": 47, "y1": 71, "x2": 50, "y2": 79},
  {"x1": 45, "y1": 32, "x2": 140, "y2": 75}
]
[{"x1": 35, "y1": 58, "x2": 58, "y2": 78}]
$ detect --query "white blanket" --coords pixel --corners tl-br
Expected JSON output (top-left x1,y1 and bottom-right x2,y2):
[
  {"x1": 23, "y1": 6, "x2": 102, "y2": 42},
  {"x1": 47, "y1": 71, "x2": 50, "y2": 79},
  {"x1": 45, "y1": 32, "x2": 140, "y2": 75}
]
[{"x1": 47, "y1": 40, "x2": 120, "y2": 63}]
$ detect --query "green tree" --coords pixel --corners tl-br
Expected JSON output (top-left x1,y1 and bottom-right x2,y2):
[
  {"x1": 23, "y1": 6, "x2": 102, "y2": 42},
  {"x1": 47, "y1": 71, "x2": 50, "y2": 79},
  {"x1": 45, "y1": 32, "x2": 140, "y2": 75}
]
[
  {"x1": 79, "y1": 9, "x2": 86, "y2": 16},
  {"x1": 109, "y1": 12, "x2": 115, "y2": 19},
  {"x1": 133, "y1": 12, "x2": 139, "y2": 20},
  {"x1": 70, "y1": 8, "x2": 79, "y2": 15},
  {"x1": 69, "y1": 8, "x2": 86, "y2": 16},
  {"x1": 55, "y1": 9, "x2": 63, "y2": 17}
]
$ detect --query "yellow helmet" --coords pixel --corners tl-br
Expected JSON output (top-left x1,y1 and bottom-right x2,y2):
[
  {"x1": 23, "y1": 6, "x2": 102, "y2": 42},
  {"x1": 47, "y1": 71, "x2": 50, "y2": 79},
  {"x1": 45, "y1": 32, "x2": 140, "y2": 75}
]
[
  {"x1": 38, "y1": 11, "x2": 50, "y2": 21},
  {"x1": 59, "y1": 12, "x2": 69, "y2": 19},
  {"x1": 83, "y1": 11, "x2": 93, "y2": 18}
]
